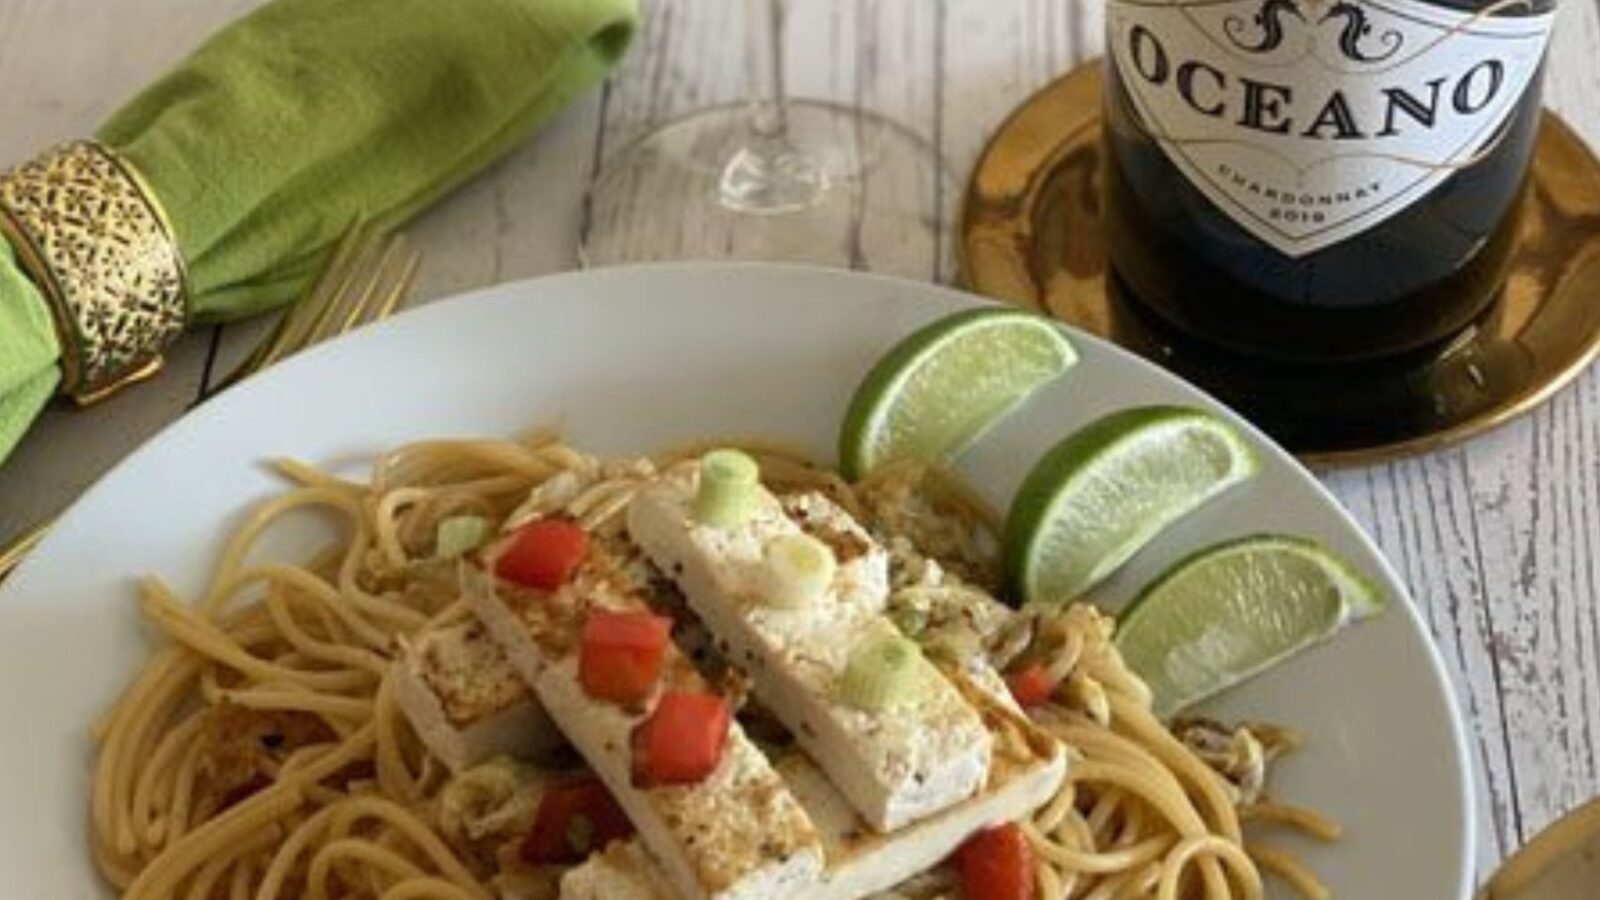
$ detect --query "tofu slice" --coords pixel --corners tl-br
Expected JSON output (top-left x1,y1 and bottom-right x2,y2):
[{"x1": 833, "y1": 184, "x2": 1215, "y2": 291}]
[
  {"x1": 464, "y1": 538, "x2": 825, "y2": 900},
  {"x1": 797, "y1": 667, "x2": 1065, "y2": 899},
  {"x1": 560, "y1": 840, "x2": 676, "y2": 900},
  {"x1": 627, "y1": 476, "x2": 992, "y2": 833},
  {"x1": 561, "y1": 666, "x2": 1068, "y2": 900},
  {"x1": 392, "y1": 618, "x2": 559, "y2": 773}
]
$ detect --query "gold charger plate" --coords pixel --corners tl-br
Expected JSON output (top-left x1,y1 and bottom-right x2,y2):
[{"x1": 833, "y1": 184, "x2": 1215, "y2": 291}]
[{"x1": 960, "y1": 61, "x2": 1600, "y2": 468}]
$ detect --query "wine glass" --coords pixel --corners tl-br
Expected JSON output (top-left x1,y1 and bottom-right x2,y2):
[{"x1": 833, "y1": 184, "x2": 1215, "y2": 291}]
[{"x1": 578, "y1": 0, "x2": 954, "y2": 280}]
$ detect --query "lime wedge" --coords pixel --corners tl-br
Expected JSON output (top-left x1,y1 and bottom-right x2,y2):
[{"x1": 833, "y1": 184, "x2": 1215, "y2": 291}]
[
  {"x1": 1003, "y1": 407, "x2": 1257, "y2": 606},
  {"x1": 839, "y1": 308, "x2": 1077, "y2": 480},
  {"x1": 1115, "y1": 535, "x2": 1385, "y2": 717}
]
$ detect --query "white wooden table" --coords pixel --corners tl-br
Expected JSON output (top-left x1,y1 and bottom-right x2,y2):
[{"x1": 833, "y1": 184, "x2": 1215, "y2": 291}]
[{"x1": 3, "y1": 0, "x2": 1598, "y2": 883}]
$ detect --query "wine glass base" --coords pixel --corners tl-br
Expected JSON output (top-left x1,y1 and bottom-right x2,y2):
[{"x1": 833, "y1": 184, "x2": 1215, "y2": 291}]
[{"x1": 580, "y1": 100, "x2": 956, "y2": 280}]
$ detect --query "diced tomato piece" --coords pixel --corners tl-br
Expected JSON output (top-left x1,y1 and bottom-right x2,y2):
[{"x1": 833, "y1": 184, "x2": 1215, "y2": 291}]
[
  {"x1": 580, "y1": 610, "x2": 672, "y2": 704},
  {"x1": 519, "y1": 775, "x2": 635, "y2": 865},
  {"x1": 1005, "y1": 663, "x2": 1057, "y2": 709},
  {"x1": 957, "y1": 823, "x2": 1035, "y2": 900},
  {"x1": 631, "y1": 691, "x2": 730, "y2": 787},
  {"x1": 495, "y1": 519, "x2": 589, "y2": 591}
]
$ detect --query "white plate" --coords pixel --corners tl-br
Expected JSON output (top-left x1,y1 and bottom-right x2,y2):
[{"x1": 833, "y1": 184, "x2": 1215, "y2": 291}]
[{"x1": 0, "y1": 263, "x2": 1471, "y2": 899}]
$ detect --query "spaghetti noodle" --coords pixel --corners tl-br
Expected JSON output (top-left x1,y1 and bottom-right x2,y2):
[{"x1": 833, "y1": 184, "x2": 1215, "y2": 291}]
[{"x1": 89, "y1": 432, "x2": 1334, "y2": 899}]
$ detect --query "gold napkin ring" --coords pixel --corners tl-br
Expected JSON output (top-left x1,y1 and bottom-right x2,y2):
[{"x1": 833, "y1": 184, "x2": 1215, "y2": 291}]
[{"x1": 0, "y1": 141, "x2": 190, "y2": 405}]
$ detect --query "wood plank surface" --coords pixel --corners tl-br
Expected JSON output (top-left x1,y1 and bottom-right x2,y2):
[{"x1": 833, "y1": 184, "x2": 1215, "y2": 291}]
[
  {"x1": 5, "y1": 0, "x2": 1600, "y2": 883},
  {"x1": 1322, "y1": 3, "x2": 1600, "y2": 863}
]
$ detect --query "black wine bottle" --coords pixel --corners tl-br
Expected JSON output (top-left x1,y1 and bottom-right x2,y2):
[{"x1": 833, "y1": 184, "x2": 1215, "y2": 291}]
[{"x1": 1102, "y1": 0, "x2": 1556, "y2": 363}]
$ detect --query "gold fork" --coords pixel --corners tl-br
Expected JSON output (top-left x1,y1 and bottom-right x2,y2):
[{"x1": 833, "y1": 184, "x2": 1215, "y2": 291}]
[{"x1": 0, "y1": 220, "x2": 422, "y2": 582}]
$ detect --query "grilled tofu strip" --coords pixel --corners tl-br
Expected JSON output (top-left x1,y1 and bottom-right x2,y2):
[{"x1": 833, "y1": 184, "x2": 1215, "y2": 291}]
[
  {"x1": 628, "y1": 475, "x2": 992, "y2": 833},
  {"x1": 465, "y1": 537, "x2": 825, "y2": 900},
  {"x1": 561, "y1": 841, "x2": 676, "y2": 900},
  {"x1": 392, "y1": 618, "x2": 559, "y2": 773},
  {"x1": 561, "y1": 667, "x2": 1068, "y2": 900}
]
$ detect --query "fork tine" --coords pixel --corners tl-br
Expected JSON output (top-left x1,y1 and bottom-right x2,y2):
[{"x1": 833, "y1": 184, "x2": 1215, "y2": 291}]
[
  {"x1": 274, "y1": 224, "x2": 371, "y2": 354},
  {"x1": 232, "y1": 219, "x2": 374, "y2": 380},
  {"x1": 0, "y1": 521, "x2": 47, "y2": 580},
  {"x1": 370, "y1": 238, "x2": 422, "y2": 323},
  {"x1": 303, "y1": 228, "x2": 386, "y2": 347},
  {"x1": 212, "y1": 223, "x2": 361, "y2": 392},
  {"x1": 332, "y1": 234, "x2": 405, "y2": 337},
  {"x1": 322, "y1": 233, "x2": 420, "y2": 340},
  {"x1": 366, "y1": 237, "x2": 422, "y2": 323}
]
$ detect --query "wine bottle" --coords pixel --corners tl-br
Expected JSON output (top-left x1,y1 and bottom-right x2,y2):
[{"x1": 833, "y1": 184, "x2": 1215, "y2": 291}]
[{"x1": 1102, "y1": 0, "x2": 1557, "y2": 363}]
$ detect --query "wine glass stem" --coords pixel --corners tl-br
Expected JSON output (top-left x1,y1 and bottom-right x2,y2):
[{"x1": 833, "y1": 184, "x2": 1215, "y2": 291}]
[
  {"x1": 748, "y1": 0, "x2": 789, "y2": 141},
  {"x1": 717, "y1": 0, "x2": 826, "y2": 213}
]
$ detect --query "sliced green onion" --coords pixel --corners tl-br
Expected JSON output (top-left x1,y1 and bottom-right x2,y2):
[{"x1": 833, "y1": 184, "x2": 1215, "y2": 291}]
[
  {"x1": 889, "y1": 606, "x2": 929, "y2": 638},
  {"x1": 566, "y1": 813, "x2": 596, "y2": 856},
  {"x1": 839, "y1": 633, "x2": 927, "y2": 712},
  {"x1": 435, "y1": 515, "x2": 492, "y2": 559},
  {"x1": 762, "y1": 534, "x2": 837, "y2": 608},
  {"x1": 694, "y1": 449, "x2": 760, "y2": 528}
]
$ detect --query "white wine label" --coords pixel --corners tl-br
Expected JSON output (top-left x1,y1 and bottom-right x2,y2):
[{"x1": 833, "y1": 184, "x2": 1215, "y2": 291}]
[{"x1": 1107, "y1": 0, "x2": 1554, "y2": 257}]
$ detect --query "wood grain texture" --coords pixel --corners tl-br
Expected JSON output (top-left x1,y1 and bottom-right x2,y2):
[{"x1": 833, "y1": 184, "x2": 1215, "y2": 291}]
[
  {"x1": 4, "y1": 0, "x2": 1600, "y2": 883},
  {"x1": 1324, "y1": 0, "x2": 1600, "y2": 867}
]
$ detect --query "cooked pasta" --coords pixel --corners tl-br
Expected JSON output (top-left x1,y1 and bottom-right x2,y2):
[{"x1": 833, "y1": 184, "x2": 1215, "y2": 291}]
[
  {"x1": 89, "y1": 432, "x2": 1334, "y2": 899},
  {"x1": 999, "y1": 607, "x2": 1340, "y2": 900}
]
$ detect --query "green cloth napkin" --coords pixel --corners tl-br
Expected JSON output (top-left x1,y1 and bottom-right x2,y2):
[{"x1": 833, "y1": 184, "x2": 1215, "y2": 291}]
[{"x1": 0, "y1": 0, "x2": 635, "y2": 464}]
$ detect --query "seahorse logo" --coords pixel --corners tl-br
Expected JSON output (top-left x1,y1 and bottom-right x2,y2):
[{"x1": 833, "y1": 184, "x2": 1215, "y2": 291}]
[
  {"x1": 1319, "y1": 1, "x2": 1405, "y2": 62},
  {"x1": 1223, "y1": 0, "x2": 1305, "y2": 53}
]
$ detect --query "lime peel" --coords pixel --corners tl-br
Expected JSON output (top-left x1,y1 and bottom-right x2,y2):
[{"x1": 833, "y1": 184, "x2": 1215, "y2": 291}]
[
  {"x1": 1004, "y1": 406, "x2": 1258, "y2": 607},
  {"x1": 839, "y1": 308, "x2": 1077, "y2": 480},
  {"x1": 1114, "y1": 533, "x2": 1385, "y2": 717}
]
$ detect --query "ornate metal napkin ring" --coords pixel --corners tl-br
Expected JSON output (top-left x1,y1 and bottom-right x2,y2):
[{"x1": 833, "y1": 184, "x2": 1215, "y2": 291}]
[{"x1": 0, "y1": 140, "x2": 189, "y2": 405}]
